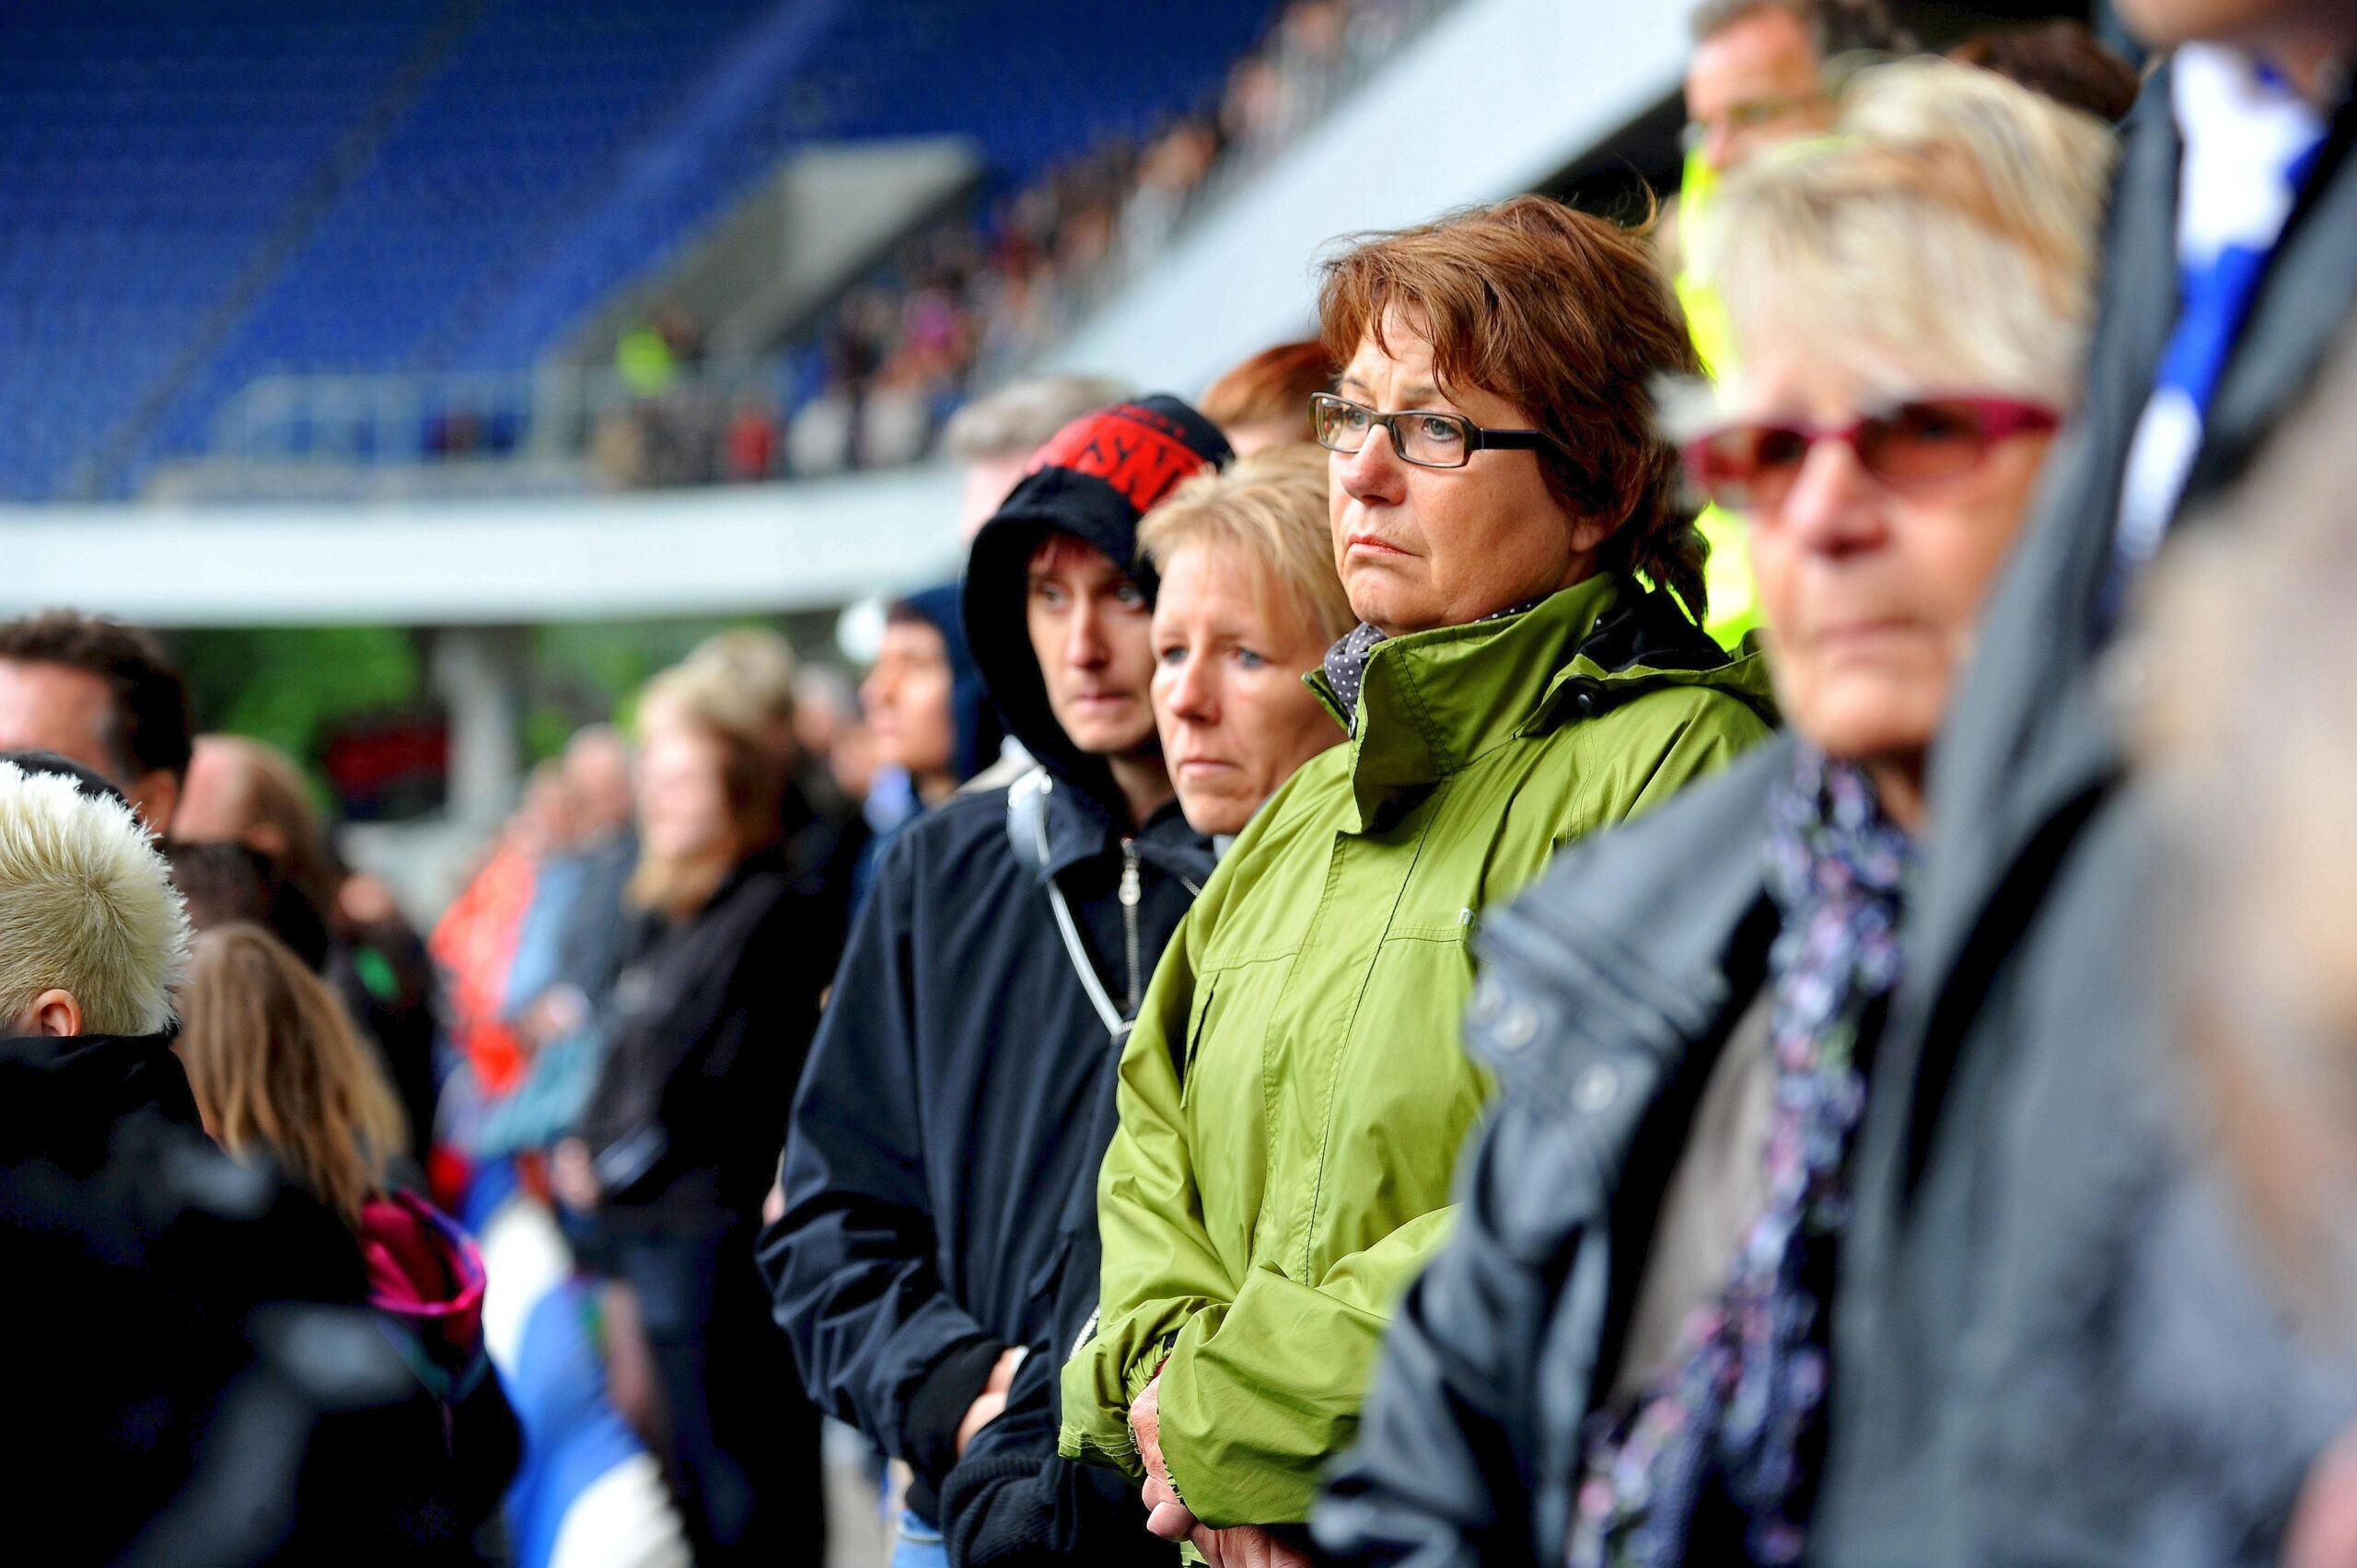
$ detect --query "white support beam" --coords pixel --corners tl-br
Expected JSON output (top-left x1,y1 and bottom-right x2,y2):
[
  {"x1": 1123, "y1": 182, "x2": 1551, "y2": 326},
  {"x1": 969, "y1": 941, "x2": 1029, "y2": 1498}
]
[{"x1": 3, "y1": 467, "x2": 965, "y2": 628}]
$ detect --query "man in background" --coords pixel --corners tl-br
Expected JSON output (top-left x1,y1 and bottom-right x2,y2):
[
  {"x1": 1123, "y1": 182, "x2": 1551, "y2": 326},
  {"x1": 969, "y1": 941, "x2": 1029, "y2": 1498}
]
[
  {"x1": 942, "y1": 374, "x2": 1132, "y2": 540},
  {"x1": 0, "y1": 610, "x2": 192, "y2": 832}
]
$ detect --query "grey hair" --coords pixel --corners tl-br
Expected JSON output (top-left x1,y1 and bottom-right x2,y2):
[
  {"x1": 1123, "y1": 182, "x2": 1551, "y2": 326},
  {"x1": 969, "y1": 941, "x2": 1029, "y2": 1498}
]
[
  {"x1": 1693, "y1": 58, "x2": 2117, "y2": 420},
  {"x1": 0, "y1": 761, "x2": 190, "y2": 1035},
  {"x1": 943, "y1": 375, "x2": 1133, "y2": 463}
]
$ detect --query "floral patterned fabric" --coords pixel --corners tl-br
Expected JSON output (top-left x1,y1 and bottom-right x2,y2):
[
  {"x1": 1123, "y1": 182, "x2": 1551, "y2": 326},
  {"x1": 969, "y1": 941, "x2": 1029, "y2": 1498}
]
[{"x1": 1570, "y1": 746, "x2": 1912, "y2": 1567}]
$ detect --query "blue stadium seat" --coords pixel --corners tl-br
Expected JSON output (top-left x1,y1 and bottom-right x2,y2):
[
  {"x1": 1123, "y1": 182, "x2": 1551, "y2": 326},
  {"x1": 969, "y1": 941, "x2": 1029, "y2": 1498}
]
[{"x1": 0, "y1": 0, "x2": 1274, "y2": 500}]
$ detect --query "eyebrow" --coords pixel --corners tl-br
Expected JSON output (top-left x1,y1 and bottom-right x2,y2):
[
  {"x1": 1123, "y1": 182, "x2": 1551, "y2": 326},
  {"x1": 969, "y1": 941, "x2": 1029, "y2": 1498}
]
[{"x1": 1337, "y1": 375, "x2": 1447, "y2": 408}]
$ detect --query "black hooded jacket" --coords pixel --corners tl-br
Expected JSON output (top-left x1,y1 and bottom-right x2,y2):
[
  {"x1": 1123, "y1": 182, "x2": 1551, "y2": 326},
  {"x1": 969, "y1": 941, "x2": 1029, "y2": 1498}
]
[{"x1": 761, "y1": 398, "x2": 1225, "y2": 1547}]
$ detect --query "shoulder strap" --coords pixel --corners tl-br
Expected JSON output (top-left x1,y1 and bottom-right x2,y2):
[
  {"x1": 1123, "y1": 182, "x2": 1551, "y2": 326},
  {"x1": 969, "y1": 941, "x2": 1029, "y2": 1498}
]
[{"x1": 1006, "y1": 768, "x2": 1131, "y2": 1045}]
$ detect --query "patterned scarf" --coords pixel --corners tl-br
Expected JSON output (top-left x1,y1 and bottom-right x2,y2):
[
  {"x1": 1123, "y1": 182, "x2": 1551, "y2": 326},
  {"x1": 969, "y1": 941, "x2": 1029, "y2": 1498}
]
[{"x1": 1569, "y1": 747, "x2": 1912, "y2": 1568}]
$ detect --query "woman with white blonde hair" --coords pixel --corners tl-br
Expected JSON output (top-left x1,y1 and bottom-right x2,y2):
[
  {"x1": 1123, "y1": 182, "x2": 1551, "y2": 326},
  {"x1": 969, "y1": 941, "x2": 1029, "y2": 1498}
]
[{"x1": 1317, "y1": 60, "x2": 2114, "y2": 1567}]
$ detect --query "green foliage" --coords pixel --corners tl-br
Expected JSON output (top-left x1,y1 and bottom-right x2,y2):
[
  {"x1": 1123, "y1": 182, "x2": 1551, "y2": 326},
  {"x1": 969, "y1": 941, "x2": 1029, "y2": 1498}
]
[{"x1": 173, "y1": 625, "x2": 424, "y2": 765}]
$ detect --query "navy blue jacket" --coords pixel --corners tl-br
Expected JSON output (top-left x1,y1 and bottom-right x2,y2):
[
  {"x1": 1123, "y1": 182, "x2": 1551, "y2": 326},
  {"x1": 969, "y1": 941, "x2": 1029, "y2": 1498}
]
[{"x1": 761, "y1": 463, "x2": 1217, "y2": 1544}]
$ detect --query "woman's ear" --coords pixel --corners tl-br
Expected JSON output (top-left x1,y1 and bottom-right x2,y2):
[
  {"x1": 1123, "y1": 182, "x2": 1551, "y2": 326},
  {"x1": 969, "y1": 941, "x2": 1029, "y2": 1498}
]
[{"x1": 1567, "y1": 513, "x2": 1615, "y2": 555}]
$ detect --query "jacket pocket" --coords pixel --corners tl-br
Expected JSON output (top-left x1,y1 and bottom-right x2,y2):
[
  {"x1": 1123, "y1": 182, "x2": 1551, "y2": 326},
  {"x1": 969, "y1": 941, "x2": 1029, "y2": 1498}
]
[{"x1": 1178, "y1": 972, "x2": 1219, "y2": 1107}]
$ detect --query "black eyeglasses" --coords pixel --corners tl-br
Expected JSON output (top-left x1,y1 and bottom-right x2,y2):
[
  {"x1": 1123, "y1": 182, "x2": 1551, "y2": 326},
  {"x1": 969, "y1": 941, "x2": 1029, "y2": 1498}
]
[{"x1": 1310, "y1": 392, "x2": 1552, "y2": 470}]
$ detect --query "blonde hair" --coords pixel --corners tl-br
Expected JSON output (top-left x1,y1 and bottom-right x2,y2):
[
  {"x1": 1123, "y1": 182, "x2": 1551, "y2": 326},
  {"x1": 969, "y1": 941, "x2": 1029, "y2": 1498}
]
[
  {"x1": 680, "y1": 626, "x2": 798, "y2": 733},
  {"x1": 1138, "y1": 444, "x2": 1357, "y2": 650},
  {"x1": 1695, "y1": 58, "x2": 2116, "y2": 418},
  {"x1": 629, "y1": 659, "x2": 784, "y2": 917},
  {"x1": 0, "y1": 761, "x2": 189, "y2": 1035},
  {"x1": 178, "y1": 922, "x2": 407, "y2": 1227}
]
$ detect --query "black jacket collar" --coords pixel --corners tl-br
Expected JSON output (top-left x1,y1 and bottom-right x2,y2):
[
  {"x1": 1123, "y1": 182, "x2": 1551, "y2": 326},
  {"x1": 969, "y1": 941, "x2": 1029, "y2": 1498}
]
[{"x1": 0, "y1": 1030, "x2": 203, "y2": 1154}]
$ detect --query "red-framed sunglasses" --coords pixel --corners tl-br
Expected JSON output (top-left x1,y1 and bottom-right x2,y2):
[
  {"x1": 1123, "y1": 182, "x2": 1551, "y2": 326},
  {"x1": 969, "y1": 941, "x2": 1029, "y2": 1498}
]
[{"x1": 1680, "y1": 395, "x2": 2061, "y2": 511}]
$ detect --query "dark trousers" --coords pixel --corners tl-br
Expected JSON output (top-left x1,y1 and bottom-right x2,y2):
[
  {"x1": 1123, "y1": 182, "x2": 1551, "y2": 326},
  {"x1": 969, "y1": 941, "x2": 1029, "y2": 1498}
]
[{"x1": 617, "y1": 1216, "x2": 823, "y2": 1566}]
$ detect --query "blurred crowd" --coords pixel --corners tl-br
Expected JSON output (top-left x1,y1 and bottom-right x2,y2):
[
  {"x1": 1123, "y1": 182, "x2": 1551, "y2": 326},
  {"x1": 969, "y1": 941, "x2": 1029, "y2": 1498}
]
[
  {"x1": 589, "y1": 0, "x2": 1444, "y2": 491},
  {"x1": 17, "y1": 1, "x2": 2357, "y2": 1566}
]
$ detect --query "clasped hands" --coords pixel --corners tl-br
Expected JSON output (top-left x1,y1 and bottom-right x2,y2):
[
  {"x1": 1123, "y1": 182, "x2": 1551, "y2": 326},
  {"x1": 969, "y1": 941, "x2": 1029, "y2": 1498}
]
[{"x1": 1130, "y1": 1374, "x2": 1311, "y2": 1568}]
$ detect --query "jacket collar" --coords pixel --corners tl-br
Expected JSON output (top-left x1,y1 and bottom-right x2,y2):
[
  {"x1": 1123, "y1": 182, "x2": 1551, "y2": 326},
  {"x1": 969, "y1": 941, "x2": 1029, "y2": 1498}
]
[
  {"x1": 1032, "y1": 771, "x2": 1217, "y2": 889},
  {"x1": 1306, "y1": 574, "x2": 1773, "y2": 832},
  {"x1": 0, "y1": 1029, "x2": 203, "y2": 1152}
]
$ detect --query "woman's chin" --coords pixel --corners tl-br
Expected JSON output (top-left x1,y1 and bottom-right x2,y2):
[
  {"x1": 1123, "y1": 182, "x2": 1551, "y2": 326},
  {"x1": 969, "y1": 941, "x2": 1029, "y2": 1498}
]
[{"x1": 1177, "y1": 792, "x2": 1252, "y2": 838}]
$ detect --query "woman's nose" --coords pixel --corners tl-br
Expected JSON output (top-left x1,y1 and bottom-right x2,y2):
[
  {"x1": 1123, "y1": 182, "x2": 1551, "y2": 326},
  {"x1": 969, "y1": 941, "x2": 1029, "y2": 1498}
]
[
  {"x1": 1168, "y1": 655, "x2": 1217, "y2": 721},
  {"x1": 1338, "y1": 424, "x2": 1408, "y2": 503},
  {"x1": 1777, "y1": 438, "x2": 1887, "y2": 555}
]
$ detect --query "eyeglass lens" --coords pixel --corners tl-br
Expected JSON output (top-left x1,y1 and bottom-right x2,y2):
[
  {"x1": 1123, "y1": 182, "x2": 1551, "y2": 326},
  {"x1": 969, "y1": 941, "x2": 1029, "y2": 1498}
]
[
  {"x1": 1699, "y1": 401, "x2": 2003, "y2": 506},
  {"x1": 1314, "y1": 398, "x2": 1473, "y2": 468}
]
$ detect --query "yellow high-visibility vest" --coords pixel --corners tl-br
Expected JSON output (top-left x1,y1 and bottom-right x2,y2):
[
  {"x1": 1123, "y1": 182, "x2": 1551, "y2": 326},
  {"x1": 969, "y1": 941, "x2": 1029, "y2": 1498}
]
[{"x1": 1673, "y1": 148, "x2": 1759, "y2": 649}]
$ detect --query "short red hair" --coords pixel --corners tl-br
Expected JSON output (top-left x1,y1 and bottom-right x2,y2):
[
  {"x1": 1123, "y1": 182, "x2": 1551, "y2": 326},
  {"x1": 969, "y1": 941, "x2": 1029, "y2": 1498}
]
[
  {"x1": 1199, "y1": 341, "x2": 1334, "y2": 441},
  {"x1": 1318, "y1": 195, "x2": 1710, "y2": 618}
]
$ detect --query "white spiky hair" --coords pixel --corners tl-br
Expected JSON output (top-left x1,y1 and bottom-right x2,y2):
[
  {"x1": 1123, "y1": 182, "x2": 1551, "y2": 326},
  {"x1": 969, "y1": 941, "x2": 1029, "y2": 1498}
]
[{"x1": 0, "y1": 761, "x2": 191, "y2": 1036}]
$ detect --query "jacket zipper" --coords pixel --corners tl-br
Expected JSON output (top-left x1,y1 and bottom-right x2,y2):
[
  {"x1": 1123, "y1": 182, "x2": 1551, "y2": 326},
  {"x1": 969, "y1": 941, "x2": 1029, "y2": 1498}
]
[{"x1": 1120, "y1": 838, "x2": 1142, "y2": 1016}]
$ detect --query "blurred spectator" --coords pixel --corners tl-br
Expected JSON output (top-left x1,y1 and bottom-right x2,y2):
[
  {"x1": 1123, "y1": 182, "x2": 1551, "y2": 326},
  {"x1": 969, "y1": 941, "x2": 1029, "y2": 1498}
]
[
  {"x1": 786, "y1": 382, "x2": 856, "y2": 477},
  {"x1": 723, "y1": 396, "x2": 780, "y2": 481},
  {"x1": 789, "y1": 662, "x2": 865, "y2": 797},
  {"x1": 167, "y1": 839, "x2": 333, "y2": 969},
  {"x1": 471, "y1": 726, "x2": 640, "y2": 1162},
  {"x1": 2136, "y1": 333, "x2": 2357, "y2": 1568},
  {"x1": 177, "y1": 921, "x2": 524, "y2": 1557},
  {"x1": 559, "y1": 0, "x2": 1446, "y2": 497},
  {"x1": 564, "y1": 661, "x2": 836, "y2": 1567},
  {"x1": 1197, "y1": 340, "x2": 1333, "y2": 453},
  {"x1": 1683, "y1": 0, "x2": 1907, "y2": 176},
  {"x1": 0, "y1": 610, "x2": 193, "y2": 832},
  {"x1": 668, "y1": 626, "x2": 870, "y2": 928},
  {"x1": 177, "y1": 733, "x2": 441, "y2": 1169},
  {"x1": 434, "y1": 762, "x2": 575, "y2": 1121},
  {"x1": 943, "y1": 373, "x2": 1133, "y2": 537},
  {"x1": 851, "y1": 584, "x2": 1006, "y2": 908},
  {"x1": 1951, "y1": 19, "x2": 2143, "y2": 122},
  {"x1": 865, "y1": 587, "x2": 1004, "y2": 812},
  {"x1": 0, "y1": 753, "x2": 445, "y2": 1562},
  {"x1": 1807, "y1": 6, "x2": 2357, "y2": 1564},
  {"x1": 1675, "y1": 0, "x2": 1910, "y2": 646}
]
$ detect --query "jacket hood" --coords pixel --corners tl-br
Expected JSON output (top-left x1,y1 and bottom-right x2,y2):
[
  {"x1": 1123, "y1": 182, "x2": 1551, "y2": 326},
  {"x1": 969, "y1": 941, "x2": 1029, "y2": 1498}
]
[
  {"x1": 0, "y1": 1030, "x2": 203, "y2": 1156},
  {"x1": 962, "y1": 395, "x2": 1231, "y2": 820},
  {"x1": 1307, "y1": 574, "x2": 1779, "y2": 829},
  {"x1": 893, "y1": 582, "x2": 1006, "y2": 785},
  {"x1": 357, "y1": 1190, "x2": 490, "y2": 1394}
]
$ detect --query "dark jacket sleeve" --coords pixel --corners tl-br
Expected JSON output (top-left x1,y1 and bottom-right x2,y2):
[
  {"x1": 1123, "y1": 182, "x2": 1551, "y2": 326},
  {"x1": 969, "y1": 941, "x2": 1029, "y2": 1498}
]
[
  {"x1": 758, "y1": 829, "x2": 1004, "y2": 1487},
  {"x1": 1312, "y1": 1099, "x2": 1572, "y2": 1568},
  {"x1": 940, "y1": 1340, "x2": 1178, "y2": 1568}
]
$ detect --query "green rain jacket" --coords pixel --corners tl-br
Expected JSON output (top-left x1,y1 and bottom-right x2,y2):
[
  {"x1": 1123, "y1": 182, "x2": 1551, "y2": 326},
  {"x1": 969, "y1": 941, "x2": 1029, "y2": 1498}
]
[{"x1": 1058, "y1": 574, "x2": 1776, "y2": 1527}]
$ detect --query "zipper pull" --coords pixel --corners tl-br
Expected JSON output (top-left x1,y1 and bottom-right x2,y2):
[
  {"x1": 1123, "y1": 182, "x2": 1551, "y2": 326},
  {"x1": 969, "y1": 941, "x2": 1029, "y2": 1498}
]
[{"x1": 1120, "y1": 841, "x2": 1141, "y2": 908}]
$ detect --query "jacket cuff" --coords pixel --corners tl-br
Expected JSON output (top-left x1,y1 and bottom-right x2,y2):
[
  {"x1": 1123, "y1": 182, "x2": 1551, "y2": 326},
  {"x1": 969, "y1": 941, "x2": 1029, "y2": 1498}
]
[
  {"x1": 904, "y1": 1336, "x2": 1007, "y2": 1485},
  {"x1": 938, "y1": 1453, "x2": 1050, "y2": 1566}
]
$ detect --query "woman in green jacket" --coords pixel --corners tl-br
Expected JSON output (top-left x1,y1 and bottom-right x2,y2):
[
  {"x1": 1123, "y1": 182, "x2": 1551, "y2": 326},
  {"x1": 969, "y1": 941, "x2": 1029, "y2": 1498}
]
[{"x1": 1061, "y1": 196, "x2": 1776, "y2": 1563}]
